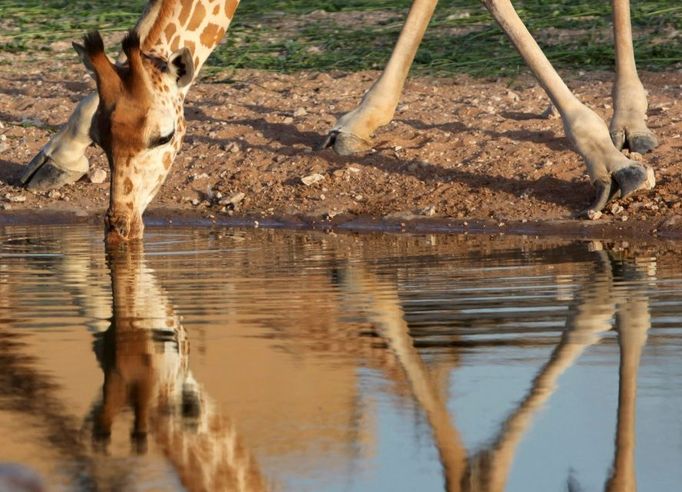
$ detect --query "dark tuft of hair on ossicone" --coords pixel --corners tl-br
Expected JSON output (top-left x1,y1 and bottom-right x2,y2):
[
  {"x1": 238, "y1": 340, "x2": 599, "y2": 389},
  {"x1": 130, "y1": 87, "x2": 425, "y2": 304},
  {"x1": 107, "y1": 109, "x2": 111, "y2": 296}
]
[{"x1": 83, "y1": 31, "x2": 105, "y2": 56}]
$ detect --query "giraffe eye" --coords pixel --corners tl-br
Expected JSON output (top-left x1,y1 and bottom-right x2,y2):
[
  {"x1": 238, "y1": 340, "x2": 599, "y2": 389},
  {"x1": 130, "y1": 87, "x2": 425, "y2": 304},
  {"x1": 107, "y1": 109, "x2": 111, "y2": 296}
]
[{"x1": 151, "y1": 130, "x2": 175, "y2": 148}]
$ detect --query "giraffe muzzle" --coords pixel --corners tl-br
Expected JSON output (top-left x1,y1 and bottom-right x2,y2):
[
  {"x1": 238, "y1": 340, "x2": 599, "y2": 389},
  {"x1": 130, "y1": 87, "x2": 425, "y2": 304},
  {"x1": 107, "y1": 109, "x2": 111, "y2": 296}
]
[{"x1": 105, "y1": 210, "x2": 133, "y2": 243}]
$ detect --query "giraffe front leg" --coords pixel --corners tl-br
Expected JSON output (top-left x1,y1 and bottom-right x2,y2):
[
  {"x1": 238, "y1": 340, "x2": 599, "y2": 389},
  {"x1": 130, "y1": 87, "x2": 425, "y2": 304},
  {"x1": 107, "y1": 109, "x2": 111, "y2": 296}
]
[
  {"x1": 609, "y1": 0, "x2": 658, "y2": 154},
  {"x1": 320, "y1": 0, "x2": 438, "y2": 155},
  {"x1": 21, "y1": 93, "x2": 98, "y2": 191},
  {"x1": 483, "y1": 0, "x2": 654, "y2": 217}
]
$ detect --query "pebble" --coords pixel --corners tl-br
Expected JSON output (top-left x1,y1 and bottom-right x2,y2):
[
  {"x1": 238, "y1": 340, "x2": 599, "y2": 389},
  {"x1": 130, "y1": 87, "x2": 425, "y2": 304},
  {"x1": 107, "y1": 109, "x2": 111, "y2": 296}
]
[
  {"x1": 293, "y1": 107, "x2": 307, "y2": 117},
  {"x1": 610, "y1": 203, "x2": 624, "y2": 215},
  {"x1": 227, "y1": 192, "x2": 245, "y2": 206},
  {"x1": 89, "y1": 168, "x2": 107, "y2": 184},
  {"x1": 587, "y1": 210, "x2": 603, "y2": 220},
  {"x1": 283, "y1": 116, "x2": 294, "y2": 124},
  {"x1": 301, "y1": 173, "x2": 325, "y2": 186},
  {"x1": 4, "y1": 194, "x2": 26, "y2": 203},
  {"x1": 224, "y1": 142, "x2": 240, "y2": 153}
]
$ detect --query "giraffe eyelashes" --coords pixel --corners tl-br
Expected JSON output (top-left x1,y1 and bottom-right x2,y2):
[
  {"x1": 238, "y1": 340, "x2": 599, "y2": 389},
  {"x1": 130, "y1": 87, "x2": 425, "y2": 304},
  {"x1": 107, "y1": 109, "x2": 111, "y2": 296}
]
[{"x1": 151, "y1": 129, "x2": 175, "y2": 148}]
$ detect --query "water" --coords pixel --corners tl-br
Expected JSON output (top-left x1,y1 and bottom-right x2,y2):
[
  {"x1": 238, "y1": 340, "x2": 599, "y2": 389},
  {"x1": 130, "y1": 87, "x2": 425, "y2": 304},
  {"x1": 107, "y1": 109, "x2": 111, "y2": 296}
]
[{"x1": 1, "y1": 225, "x2": 681, "y2": 492}]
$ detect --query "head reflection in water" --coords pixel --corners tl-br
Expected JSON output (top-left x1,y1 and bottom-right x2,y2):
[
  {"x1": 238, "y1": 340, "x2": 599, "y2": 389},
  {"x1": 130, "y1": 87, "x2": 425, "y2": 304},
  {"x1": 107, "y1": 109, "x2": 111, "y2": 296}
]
[
  {"x1": 89, "y1": 243, "x2": 267, "y2": 492},
  {"x1": 335, "y1": 240, "x2": 651, "y2": 492}
]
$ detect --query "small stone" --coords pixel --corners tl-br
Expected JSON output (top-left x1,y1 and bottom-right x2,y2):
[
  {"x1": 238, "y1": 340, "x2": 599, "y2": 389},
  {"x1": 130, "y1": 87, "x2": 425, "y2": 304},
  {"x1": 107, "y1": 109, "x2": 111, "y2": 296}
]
[
  {"x1": 0, "y1": 142, "x2": 8, "y2": 153},
  {"x1": 220, "y1": 192, "x2": 245, "y2": 207},
  {"x1": 223, "y1": 142, "x2": 240, "y2": 153},
  {"x1": 88, "y1": 168, "x2": 107, "y2": 184},
  {"x1": 621, "y1": 215, "x2": 629, "y2": 222},
  {"x1": 283, "y1": 116, "x2": 294, "y2": 124},
  {"x1": 301, "y1": 173, "x2": 325, "y2": 186},
  {"x1": 541, "y1": 103, "x2": 560, "y2": 119},
  {"x1": 506, "y1": 90, "x2": 520, "y2": 102},
  {"x1": 4, "y1": 194, "x2": 26, "y2": 203},
  {"x1": 587, "y1": 210, "x2": 603, "y2": 220},
  {"x1": 419, "y1": 205, "x2": 436, "y2": 217},
  {"x1": 48, "y1": 190, "x2": 62, "y2": 199},
  {"x1": 610, "y1": 203, "x2": 624, "y2": 215},
  {"x1": 191, "y1": 198, "x2": 200, "y2": 206},
  {"x1": 293, "y1": 107, "x2": 307, "y2": 117}
]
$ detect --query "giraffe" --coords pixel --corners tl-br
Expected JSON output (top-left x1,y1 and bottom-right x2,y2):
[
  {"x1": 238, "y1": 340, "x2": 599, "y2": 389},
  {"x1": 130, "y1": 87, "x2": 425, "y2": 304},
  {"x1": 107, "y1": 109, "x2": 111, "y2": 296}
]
[
  {"x1": 18, "y1": 0, "x2": 658, "y2": 241},
  {"x1": 90, "y1": 242, "x2": 269, "y2": 492}
]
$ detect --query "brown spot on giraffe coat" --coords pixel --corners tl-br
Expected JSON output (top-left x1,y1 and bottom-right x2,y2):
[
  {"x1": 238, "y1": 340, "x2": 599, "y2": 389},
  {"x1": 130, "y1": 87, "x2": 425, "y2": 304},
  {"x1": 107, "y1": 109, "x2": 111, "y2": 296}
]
[{"x1": 187, "y1": 3, "x2": 206, "y2": 31}]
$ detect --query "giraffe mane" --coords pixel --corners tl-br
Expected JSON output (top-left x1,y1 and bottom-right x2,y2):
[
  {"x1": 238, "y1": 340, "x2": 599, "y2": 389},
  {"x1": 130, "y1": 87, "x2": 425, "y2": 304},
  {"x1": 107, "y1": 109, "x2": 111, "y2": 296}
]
[{"x1": 142, "y1": 0, "x2": 178, "y2": 50}]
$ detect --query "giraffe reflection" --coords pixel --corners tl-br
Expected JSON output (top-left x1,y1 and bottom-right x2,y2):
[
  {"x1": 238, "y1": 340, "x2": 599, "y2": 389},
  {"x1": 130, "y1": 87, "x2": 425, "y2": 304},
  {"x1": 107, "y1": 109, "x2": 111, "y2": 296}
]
[
  {"x1": 337, "y1": 242, "x2": 651, "y2": 491},
  {"x1": 90, "y1": 243, "x2": 267, "y2": 492}
]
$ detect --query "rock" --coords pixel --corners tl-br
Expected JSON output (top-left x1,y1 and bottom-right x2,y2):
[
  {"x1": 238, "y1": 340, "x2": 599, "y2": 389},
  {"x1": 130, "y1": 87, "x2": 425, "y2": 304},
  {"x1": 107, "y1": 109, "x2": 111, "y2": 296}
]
[
  {"x1": 506, "y1": 90, "x2": 520, "y2": 102},
  {"x1": 191, "y1": 198, "x2": 200, "y2": 206},
  {"x1": 301, "y1": 173, "x2": 325, "y2": 186},
  {"x1": 293, "y1": 107, "x2": 308, "y2": 117},
  {"x1": 227, "y1": 192, "x2": 245, "y2": 206},
  {"x1": 587, "y1": 210, "x2": 603, "y2": 220},
  {"x1": 283, "y1": 116, "x2": 294, "y2": 124},
  {"x1": 224, "y1": 142, "x2": 240, "y2": 153},
  {"x1": 541, "y1": 103, "x2": 560, "y2": 119},
  {"x1": 419, "y1": 205, "x2": 437, "y2": 217},
  {"x1": 88, "y1": 168, "x2": 107, "y2": 184},
  {"x1": 610, "y1": 203, "x2": 624, "y2": 215},
  {"x1": 4, "y1": 194, "x2": 26, "y2": 203},
  {"x1": 0, "y1": 142, "x2": 8, "y2": 153}
]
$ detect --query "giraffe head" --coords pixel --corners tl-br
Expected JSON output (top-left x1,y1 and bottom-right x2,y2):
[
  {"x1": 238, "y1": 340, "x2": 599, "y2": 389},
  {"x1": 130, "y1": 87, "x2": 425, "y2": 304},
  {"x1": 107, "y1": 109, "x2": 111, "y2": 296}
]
[{"x1": 73, "y1": 31, "x2": 194, "y2": 243}]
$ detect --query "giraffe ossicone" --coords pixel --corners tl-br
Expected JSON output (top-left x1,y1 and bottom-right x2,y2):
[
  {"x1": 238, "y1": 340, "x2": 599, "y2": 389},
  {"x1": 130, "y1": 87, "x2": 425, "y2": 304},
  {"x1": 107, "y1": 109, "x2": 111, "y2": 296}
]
[{"x1": 20, "y1": 0, "x2": 658, "y2": 241}]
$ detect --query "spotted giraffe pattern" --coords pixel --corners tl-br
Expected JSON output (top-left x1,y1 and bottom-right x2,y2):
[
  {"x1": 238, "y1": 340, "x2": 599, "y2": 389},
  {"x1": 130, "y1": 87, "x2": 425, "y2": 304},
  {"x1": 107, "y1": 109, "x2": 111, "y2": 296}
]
[{"x1": 76, "y1": 0, "x2": 240, "y2": 242}]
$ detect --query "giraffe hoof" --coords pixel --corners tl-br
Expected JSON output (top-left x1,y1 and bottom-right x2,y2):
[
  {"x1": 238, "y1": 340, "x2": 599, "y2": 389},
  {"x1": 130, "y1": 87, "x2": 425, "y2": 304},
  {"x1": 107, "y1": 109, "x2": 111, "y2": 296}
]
[
  {"x1": 21, "y1": 151, "x2": 86, "y2": 191},
  {"x1": 319, "y1": 130, "x2": 372, "y2": 156},
  {"x1": 610, "y1": 130, "x2": 658, "y2": 154},
  {"x1": 583, "y1": 178, "x2": 618, "y2": 219},
  {"x1": 612, "y1": 162, "x2": 655, "y2": 199}
]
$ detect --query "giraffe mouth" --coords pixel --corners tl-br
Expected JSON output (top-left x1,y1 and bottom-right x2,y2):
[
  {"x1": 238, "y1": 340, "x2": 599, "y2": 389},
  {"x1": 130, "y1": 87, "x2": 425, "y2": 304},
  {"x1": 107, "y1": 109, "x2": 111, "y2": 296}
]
[{"x1": 105, "y1": 210, "x2": 143, "y2": 243}]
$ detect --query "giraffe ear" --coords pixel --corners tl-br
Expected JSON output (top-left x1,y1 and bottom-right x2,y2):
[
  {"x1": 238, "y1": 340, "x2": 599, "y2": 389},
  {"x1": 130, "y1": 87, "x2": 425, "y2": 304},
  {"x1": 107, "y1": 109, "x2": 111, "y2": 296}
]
[
  {"x1": 168, "y1": 48, "x2": 194, "y2": 89},
  {"x1": 73, "y1": 42, "x2": 96, "y2": 77}
]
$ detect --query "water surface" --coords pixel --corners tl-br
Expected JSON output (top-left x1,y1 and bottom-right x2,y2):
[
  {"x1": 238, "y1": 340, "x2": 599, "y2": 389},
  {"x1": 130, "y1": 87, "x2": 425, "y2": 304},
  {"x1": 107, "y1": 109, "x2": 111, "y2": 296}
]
[{"x1": 1, "y1": 226, "x2": 682, "y2": 491}]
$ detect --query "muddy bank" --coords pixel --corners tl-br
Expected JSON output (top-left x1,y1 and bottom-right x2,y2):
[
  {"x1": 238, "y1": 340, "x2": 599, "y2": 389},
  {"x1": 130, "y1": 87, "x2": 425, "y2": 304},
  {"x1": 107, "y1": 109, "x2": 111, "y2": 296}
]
[
  {"x1": 1, "y1": 208, "x2": 681, "y2": 242},
  {"x1": 1, "y1": 60, "x2": 681, "y2": 240}
]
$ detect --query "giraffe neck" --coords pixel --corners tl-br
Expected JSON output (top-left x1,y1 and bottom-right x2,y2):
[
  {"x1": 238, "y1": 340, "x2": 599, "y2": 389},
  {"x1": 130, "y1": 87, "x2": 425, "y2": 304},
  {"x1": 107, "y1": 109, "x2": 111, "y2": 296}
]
[{"x1": 138, "y1": 0, "x2": 240, "y2": 84}]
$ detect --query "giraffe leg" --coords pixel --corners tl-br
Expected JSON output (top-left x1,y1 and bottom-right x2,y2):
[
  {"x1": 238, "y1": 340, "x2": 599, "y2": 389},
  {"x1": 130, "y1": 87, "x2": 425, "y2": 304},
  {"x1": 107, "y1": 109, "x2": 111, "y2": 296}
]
[
  {"x1": 20, "y1": 93, "x2": 98, "y2": 191},
  {"x1": 321, "y1": 0, "x2": 438, "y2": 155},
  {"x1": 483, "y1": 0, "x2": 654, "y2": 217},
  {"x1": 609, "y1": 0, "x2": 658, "y2": 153}
]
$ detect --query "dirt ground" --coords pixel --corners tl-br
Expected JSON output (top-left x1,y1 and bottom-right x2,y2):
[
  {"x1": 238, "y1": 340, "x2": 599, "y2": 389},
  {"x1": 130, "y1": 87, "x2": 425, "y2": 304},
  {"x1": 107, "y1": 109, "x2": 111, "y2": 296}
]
[{"x1": 1, "y1": 56, "x2": 681, "y2": 239}]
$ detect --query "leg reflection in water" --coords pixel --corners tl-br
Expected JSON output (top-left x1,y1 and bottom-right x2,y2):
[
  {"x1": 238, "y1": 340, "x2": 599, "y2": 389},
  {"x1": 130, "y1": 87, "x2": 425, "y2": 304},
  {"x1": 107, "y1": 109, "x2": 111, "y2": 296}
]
[
  {"x1": 88, "y1": 242, "x2": 268, "y2": 492},
  {"x1": 335, "y1": 241, "x2": 652, "y2": 492}
]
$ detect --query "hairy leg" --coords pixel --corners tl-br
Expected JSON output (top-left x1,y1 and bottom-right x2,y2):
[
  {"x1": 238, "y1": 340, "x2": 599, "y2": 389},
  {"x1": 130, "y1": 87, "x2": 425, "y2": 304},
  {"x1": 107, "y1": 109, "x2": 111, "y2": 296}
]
[
  {"x1": 21, "y1": 94, "x2": 98, "y2": 190},
  {"x1": 609, "y1": 0, "x2": 658, "y2": 153},
  {"x1": 321, "y1": 0, "x2": 438, "y2": 155},
  {"x1": 483, "y1": 0, "x2": 654, "y2": 217}
]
